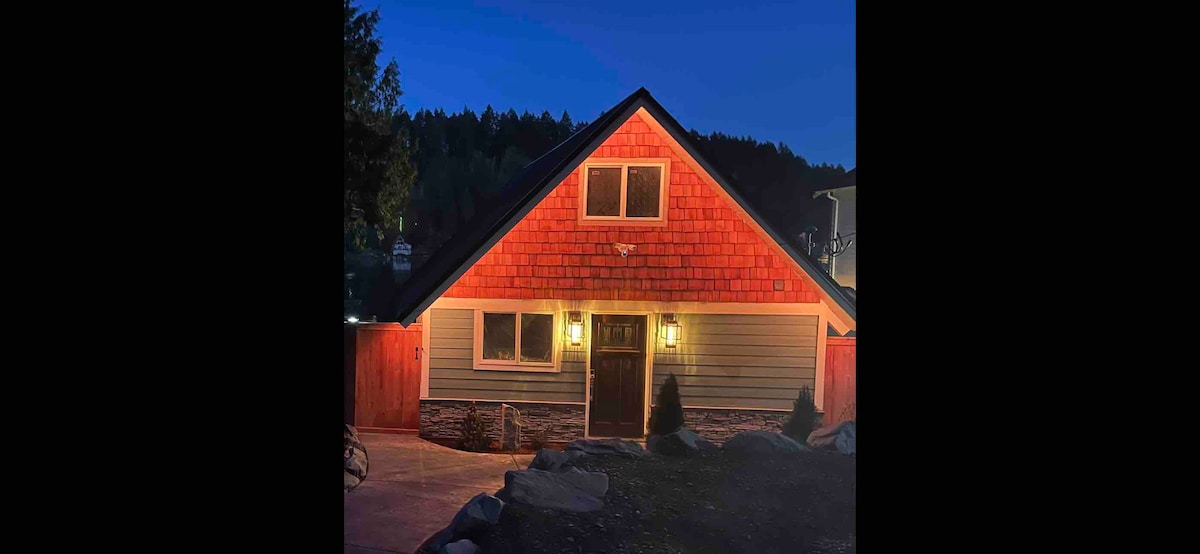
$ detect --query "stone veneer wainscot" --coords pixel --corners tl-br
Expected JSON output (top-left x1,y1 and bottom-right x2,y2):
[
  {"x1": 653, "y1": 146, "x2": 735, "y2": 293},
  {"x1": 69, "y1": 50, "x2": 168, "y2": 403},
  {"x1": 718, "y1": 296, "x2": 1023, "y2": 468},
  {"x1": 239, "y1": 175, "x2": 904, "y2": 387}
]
[
  {"x1": 422, "y1": 401, "x2": 797, "y2": 445},
  {"x1": 420, "y1": 400, "x2": 585, "y2": 444},
  {"x1": 683, "y1": 408, "x2": 794, "y2": 445}
]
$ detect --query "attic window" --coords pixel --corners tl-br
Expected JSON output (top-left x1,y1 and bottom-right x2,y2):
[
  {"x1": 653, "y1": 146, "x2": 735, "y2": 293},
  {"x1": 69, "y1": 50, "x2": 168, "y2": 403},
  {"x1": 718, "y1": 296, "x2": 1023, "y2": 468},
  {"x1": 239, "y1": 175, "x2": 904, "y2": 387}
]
[{"x1": 580, "y1": 160, "x2": 669, "y2": 225}]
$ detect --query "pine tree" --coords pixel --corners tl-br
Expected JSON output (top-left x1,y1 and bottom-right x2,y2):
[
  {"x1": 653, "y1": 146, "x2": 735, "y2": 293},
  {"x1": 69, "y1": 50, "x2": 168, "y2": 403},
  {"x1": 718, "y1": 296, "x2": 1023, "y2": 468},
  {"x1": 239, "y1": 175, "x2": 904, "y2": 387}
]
[
  {"x1": 558, "y1": 110, "x2": 574, "y2": 138},
  {"x1": 343, "y1": 0, "x2": 416, "y2": 250},
  {"x1": 648, "y1": 373, "x2": 685, "y2": 435},
  {"x1": 782, "y1": 386, "x2": 817, "y2": 441},
  {"x1": 458, "y1": 402, "x2": 489, "y2": 452},
  {"x1": 479, "y1": 105, "x2": 498, "y2": 158}
]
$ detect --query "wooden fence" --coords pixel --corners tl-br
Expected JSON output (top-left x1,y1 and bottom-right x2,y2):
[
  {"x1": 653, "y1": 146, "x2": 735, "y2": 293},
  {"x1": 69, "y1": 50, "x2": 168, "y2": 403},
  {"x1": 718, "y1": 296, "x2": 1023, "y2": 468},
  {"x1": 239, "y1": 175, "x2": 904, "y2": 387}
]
[
  {"x1": 822, "y1": 336, "x2": 856, "y2": 426},
  {"x1": 344, "y1": 323, "x2": 423, "y2": 431}
]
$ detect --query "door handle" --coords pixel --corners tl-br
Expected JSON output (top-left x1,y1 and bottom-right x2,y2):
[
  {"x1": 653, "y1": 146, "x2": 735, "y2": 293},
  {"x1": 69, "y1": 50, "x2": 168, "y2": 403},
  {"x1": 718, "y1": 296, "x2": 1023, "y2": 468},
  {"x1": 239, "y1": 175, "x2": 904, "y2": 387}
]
[{"x1": 415, "y1": 346, "x2": 421, "y2": 361}]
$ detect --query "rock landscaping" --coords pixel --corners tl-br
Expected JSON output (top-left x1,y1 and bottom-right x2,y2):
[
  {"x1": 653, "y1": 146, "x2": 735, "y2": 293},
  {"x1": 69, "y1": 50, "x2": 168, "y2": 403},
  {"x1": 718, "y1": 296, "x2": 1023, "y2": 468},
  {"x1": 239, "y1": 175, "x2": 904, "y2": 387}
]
[
  {"x1": 500, "y1": 467, "x2": 610, "y2": 512},
  {"x1": 723, "y1": 430, "x2": 810, "y2": 455},
  {"x1": 647, "y1": 426, "x2": 717, "y2": 457},
  {"x1": 439, "y1": 538, "x2": 479, "y2": 554},
  {"x1": 344, "y1": 424, "x2": 368, "y2": 492},
  {"x1": 807, "y1": 421, "x2": 856, "y2": 455},
  {"x1": 527, "y1": 447, "x2": 587, "y2": 472},
  {"x1": 566, "y1": 437, "x2": 648, "y2": 458},
  {"x1": 423, "y1": 493, "x2": 505, "y2": 553},
  {"x1": 421, "y1": 431, "x2": 855, "y2": 553}
]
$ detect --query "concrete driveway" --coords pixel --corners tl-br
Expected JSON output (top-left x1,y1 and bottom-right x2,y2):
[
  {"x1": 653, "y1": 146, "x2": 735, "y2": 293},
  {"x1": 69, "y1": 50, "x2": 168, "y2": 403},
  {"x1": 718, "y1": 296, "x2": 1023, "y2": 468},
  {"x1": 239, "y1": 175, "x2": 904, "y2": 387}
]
[{"x1": 344, "y1": 433, "x2": 534, "y2": 554}]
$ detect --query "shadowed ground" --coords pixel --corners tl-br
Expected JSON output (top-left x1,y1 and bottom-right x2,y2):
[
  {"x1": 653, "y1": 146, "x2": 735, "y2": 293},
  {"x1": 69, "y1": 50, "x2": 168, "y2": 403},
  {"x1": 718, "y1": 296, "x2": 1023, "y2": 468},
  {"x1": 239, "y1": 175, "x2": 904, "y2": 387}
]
[{"x1": 344, "y1": 433, "x2": 535, "y2": 554}]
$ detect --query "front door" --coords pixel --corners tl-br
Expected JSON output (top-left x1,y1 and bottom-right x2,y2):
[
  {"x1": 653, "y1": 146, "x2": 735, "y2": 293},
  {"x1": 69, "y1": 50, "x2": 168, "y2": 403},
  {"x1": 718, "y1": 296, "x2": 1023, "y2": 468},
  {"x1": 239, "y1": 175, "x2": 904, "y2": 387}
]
[{"x1": 588, "y1": 315, "x2": 647, "y2": 438}]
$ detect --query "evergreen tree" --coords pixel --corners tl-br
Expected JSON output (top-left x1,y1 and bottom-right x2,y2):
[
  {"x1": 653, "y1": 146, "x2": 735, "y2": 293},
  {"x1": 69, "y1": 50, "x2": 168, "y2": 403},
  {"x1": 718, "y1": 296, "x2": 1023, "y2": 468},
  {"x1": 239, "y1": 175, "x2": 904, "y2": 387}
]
[
  {"x1": 458, "y1": 402, "x2": 489, "y2": 452},
  {"x1": 479, "y1": 105, "x2": 498, "y2": 157},
  {"x1": 558, "y1": 110, "x2": 574, "y2": 138},
  {"x1": 782, "y1": 386, "x2": 817, "y2": 441},
  {"x1": 344, "y1": 0, "x2": 416, "y2": 250},
  {"x1": 648, "y1": 373, "x2": 685, "y2": 435}
]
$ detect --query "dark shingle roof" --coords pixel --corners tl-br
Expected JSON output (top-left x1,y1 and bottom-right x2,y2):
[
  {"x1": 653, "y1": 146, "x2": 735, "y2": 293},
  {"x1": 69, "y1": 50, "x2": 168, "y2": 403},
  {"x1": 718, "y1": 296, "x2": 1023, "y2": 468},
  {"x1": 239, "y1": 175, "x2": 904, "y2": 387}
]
[{"x1": 384, "y1": 88, "x2": 857, "y2": 327}]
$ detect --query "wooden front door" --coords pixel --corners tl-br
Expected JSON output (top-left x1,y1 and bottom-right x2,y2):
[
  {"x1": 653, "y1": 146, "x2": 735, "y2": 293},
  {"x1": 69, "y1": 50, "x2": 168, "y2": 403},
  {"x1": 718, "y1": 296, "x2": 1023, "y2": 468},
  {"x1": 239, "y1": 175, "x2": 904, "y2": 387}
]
[
  {"x1": 351, "y1": 325, "x2": 423, "y2": 430},
  {"x1": 588, "y1": 315, "x2": 647, "y2": 438}
]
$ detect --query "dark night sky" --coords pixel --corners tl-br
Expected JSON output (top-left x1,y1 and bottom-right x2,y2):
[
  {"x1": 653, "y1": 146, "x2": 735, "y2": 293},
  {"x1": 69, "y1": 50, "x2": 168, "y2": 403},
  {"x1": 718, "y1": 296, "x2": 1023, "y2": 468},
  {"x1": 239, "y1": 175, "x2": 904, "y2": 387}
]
[{"x1": 372, "y1": 0, "x2": 855, "y2": 168}]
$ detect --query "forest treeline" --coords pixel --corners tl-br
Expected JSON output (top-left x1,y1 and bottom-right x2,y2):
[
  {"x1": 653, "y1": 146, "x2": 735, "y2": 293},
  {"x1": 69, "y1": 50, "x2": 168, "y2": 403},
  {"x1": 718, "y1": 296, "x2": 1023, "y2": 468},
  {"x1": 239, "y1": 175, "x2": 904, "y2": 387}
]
[
  {"x1": 345, "y1": 1, "x2": 852, "y2": 264},
  {"x1": 395, "y1": 106, "x2": 852, "y2": 254}
]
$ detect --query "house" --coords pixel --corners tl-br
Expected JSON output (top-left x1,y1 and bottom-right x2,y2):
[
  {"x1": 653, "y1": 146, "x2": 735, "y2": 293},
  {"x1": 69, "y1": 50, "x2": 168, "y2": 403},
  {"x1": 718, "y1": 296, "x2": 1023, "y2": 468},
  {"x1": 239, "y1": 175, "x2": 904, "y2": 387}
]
[
  {"x1": 382, "y1": 88, "x2": 857, "y2": 445},
  {"x1": 812, "y1": 169, "x2": 856, "y2": 291}
]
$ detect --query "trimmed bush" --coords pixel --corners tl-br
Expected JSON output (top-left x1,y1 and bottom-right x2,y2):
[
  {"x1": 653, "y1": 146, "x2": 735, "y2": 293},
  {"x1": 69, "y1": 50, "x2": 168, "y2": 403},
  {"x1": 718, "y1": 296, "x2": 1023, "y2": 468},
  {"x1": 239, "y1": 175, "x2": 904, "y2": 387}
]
[
  {"x1": 647, "y1": 373, "x2": 685, "y2": 436},
  {"x1": 529, "y1": 428, "x2": 549, "y2": 451},
  {"x1": 782, "y1": 386, "x2": 817, "y2": 442},
  {"x1": 458, "y1": 401, "x2": 490, "y2": 452}
]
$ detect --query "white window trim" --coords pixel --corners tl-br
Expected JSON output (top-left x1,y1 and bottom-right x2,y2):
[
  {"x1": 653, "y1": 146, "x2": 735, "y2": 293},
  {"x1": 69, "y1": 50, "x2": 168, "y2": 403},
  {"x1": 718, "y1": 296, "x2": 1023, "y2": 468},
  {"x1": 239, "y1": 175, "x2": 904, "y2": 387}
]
[
  {"x1": 579, "y1": 158, "x2": 670, "y2": 225},
  {"x1": 473, "y1": 310, "x2": 561, "y2": 372}
]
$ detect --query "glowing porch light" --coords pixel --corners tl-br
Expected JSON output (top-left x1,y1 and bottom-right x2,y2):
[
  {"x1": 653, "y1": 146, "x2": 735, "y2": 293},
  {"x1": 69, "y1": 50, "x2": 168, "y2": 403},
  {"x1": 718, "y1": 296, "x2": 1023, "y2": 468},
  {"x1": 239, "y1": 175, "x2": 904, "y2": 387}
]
[
  {"x1": 567, "y1": 311, "x2": 584, "y2": 346},
  {"x1": 663, "y1": 314, "x2": 681, "y2": 349}
]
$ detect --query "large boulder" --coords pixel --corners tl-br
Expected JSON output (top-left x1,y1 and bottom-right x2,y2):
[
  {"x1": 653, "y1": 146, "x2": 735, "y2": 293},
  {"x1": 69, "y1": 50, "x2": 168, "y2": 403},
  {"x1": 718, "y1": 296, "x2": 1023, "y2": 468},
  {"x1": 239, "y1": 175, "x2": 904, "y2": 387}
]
[
  {"x1": 344, "y1": 424, "x2": 368, "y2": 492},
  {"x1": 439, "y1": 539, "x2": 479, "y2": 554},
  {"x1": 723, "y1": 431, "x2": 810, "y2": 455},
  {"x1": 528, "y1": 448, "x2": 587, "y2": 472},
  {"x1": 807, "y1": 421, "x2": 856, "y2": 455},
  {"x1": 566, "y1": 438, "x2": 646, "y2": 458},
  {"x1": 423, "y1": 493, "x2": 505, "y2": 553},
  {"x1": 503, "y1": 467, "x2": 609, "y2": 512},
  {"x1": 647, "y1": 427, "x2": 717, "y2": 457}
]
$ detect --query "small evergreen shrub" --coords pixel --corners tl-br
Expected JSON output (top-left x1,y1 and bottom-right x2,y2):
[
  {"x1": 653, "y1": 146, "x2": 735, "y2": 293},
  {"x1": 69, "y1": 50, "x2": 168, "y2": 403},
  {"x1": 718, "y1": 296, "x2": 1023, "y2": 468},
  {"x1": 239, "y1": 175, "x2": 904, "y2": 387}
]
[
  {"x1": 529, "y1": 428, "x2": 549, "y2": 451},
  {"x1": 782, "y1": 386, "x2": 817, "y2": 441},
  {"x1": 648, "y1": 373, "x2": 686, "y2": 436},
  {"x1": 458, "y1": 402, "x2": 490, "y2": 452}
]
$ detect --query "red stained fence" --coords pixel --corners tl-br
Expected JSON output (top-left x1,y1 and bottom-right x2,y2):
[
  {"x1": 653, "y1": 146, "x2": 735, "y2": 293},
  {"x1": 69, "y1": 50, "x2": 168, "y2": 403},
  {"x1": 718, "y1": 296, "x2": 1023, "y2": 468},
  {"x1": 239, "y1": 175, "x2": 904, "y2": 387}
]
[
  {"x1": 822, "y1": 337, "x2": 857, "y2": 426},
  {"x1": 344, "y1": 324, "x2": 423, "y2": 431}
]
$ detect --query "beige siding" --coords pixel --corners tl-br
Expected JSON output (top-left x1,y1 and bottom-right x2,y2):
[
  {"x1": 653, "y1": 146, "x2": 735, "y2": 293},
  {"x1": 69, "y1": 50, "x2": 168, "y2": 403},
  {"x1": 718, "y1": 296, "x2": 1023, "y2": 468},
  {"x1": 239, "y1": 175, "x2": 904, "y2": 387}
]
[
  {"x1": 831, "y1": 187, "x2": 855, "y2": 289},
  {"x1": 428, "y1": 308, "x2": 586, "y2": 403},
  {"x1": 653, "y1": 313, "x2": 818, "y2": 410}
]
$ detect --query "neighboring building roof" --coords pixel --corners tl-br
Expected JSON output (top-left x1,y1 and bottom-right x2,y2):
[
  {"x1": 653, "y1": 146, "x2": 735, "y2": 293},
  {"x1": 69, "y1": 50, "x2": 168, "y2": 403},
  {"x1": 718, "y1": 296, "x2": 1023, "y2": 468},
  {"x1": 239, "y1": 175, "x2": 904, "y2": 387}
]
[
  {"x1": 813, "y1": 167, "x2": 855, "y2": 198},
  {"x1": 383, "y1": 88, "x2": 857, "y2": 328},
  {"x1": 813, "y1": 185, "x2": 856, "y2": 197}
]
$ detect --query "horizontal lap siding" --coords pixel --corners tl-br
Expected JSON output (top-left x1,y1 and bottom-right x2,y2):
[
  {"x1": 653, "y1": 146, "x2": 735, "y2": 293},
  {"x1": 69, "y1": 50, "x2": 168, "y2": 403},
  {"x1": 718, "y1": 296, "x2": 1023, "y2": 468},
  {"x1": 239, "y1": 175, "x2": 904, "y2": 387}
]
[
  {"x1": 653, "y1": 313, "x2": 818, "y2": 410},
  {"x1": 428, "y1": 308, "x2": 586, "y2": 403}
]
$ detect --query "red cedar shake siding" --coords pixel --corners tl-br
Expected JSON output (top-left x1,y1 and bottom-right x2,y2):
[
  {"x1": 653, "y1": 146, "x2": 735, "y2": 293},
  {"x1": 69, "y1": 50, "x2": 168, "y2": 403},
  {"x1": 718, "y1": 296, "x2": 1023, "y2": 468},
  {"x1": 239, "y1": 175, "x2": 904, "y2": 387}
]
[{"x1": 442, "y1": 113, "x2": 820, "y2": 303}]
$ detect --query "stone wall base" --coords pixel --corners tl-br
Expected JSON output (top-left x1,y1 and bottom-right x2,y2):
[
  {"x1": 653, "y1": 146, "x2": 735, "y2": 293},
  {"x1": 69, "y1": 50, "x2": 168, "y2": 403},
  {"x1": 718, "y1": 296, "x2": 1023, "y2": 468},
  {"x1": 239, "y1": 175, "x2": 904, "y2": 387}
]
[
  {"x1": 420, "y1": 400, "x2": 586, "y2": 444},
  {"x1": 419, "y1": 401, "x2": 805, "y2": 446},
  {"x1": 683, "y1": 407, "x2": 794, "y2": 444}
]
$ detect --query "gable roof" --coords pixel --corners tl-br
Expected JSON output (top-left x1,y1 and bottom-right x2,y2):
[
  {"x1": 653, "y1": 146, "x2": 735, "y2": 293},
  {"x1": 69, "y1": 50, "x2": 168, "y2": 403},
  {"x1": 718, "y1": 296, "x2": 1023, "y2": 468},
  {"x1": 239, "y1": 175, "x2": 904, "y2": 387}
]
[{"x1": 384, "y1": 88, "x2": 857, "y2": 328}]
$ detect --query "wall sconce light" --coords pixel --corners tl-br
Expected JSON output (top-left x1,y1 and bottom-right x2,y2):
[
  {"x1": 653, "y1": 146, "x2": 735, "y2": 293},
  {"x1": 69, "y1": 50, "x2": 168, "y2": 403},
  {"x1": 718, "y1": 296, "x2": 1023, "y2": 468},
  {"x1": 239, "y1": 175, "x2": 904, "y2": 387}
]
[
  {"x1": 663, "y1": 314, "x2": 681, "y2": 349},
  {"x1": 567, "y1": 311, "x2": 584, "y2": 346}
]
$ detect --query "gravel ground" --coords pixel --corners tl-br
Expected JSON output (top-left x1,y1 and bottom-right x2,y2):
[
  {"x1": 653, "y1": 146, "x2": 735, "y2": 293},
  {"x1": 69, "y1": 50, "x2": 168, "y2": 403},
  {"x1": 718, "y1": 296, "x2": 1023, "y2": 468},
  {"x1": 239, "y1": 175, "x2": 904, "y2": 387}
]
[{"x1": 477, "y1": 448, "x2": 856, "y2": 554}]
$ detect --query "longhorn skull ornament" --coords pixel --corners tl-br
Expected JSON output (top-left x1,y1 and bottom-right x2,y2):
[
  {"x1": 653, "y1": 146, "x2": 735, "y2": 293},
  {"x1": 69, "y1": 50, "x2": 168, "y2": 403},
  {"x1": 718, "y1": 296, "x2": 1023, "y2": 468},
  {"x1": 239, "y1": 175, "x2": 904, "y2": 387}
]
[{"x1": 613, "y1": 242, "x2": 637, "y2": 257}]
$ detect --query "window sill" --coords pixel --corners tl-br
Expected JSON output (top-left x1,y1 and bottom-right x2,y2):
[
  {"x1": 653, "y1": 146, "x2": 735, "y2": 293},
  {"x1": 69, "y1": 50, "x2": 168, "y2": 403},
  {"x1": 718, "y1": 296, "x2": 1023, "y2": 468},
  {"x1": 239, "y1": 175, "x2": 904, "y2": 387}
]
[
  {"x1": 474, "y1": 362, "x2": 560, "y2": 373},
  {"x1": 577, "y1": 218, "x2": 669, "y2": 228}
]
